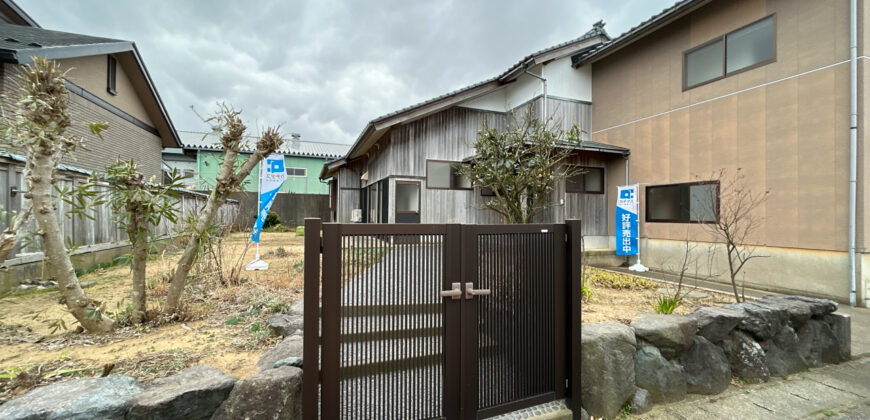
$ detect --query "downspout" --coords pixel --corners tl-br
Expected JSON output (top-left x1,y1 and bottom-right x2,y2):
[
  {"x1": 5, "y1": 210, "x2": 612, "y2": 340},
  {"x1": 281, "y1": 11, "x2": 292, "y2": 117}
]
[
  {"x1": 524, "y1": 67, "x2": 547, "y2": 120},
  {"x1": 848, "y1": 0, "x2": 858, "y2": 307}
]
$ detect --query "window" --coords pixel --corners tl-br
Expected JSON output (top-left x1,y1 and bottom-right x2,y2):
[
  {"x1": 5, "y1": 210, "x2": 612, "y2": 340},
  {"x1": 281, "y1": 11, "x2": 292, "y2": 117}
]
[
  {"x1": 396, "y1": 182, "x2": 420, "y2": 213},
  {"x1": 107, "y1": 55, "x2": 117, "y2": 95},
  {"x1": 646, "y1": 182, "x2": 718, "y2": 223},
  {"x1": 566, "y1": 167, "x2": 604, "y2": 194},
  {"x1": 182, "y1": 169, "x2": 195, "y2": 179},
  {"x1": 286, "y1": 167, "x2": 306, "y2": 177},
  {"x1": 426, "y1": 160, "x2": 471, "y2": 189},
  {"x1": 684, "y1": 15, "x2": 775, "y2": 89}
]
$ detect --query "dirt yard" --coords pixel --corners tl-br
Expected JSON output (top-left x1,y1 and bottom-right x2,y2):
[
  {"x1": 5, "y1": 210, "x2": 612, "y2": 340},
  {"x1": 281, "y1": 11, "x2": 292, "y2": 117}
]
[
  {"x1": 580, "y1": 267, "x2": 735, "y2": 324},
  {"x1": 0, "y1": 234, "x2": 736, "y2": 405},
  {"x1": 0, "y1": 231, "x2": 305, "y2": 404}
]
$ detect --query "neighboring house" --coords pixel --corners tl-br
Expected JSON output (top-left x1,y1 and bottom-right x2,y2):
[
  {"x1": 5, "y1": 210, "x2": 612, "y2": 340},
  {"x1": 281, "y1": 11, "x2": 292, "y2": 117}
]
[
  {"x1": 161, "y1": 147, "x2": 198, "y2": 188},
  {"x1": 321, "y1": 25, "x2": 620, "y2": 241},
  {"x1": 323, "y1": 0, "x2": 870, "y2": 306},
  {"x1": 0, "y1": 18, "x2": 180, "y2": 180},
  {"x1": 576, "y1": 0, "x2": 867, "y2": 306},
  {"x1": 0, "y1": 1, "x2": 233, "y2": 290},
  {"x1": 176, "y1": 131, "x2": 348, "y2": 195}
]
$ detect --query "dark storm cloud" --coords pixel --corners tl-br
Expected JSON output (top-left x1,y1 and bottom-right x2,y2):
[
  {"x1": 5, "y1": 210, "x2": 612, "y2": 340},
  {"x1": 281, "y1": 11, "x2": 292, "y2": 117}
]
[{"x1": 17, "y1": 0, "x2": 675, "y2": 144}]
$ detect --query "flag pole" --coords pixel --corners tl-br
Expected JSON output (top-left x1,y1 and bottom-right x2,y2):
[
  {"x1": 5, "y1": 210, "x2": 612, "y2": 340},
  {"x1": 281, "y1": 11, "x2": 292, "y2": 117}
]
[
  {"x1": 629, "y1": 182, "x2": 649, "y2": 272},
  {"x1": 255, "y1": 161, "x2": 262, "y2": 261}
]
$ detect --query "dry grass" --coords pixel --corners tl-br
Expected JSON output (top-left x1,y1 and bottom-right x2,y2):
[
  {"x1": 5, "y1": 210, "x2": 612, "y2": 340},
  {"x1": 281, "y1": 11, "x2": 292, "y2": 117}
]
[
  {"x1": 580, "y1": 267, "x2": 735, "y2": 324},
  {"x1": 0, "y1": 231, "x2": 304, "y2": 404}
]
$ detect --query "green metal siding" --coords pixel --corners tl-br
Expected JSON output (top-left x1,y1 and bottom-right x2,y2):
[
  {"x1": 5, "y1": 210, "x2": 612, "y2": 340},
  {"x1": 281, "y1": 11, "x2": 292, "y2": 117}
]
[{"x1": 196, "y1": 151, "x2": 330, "y2": 194}]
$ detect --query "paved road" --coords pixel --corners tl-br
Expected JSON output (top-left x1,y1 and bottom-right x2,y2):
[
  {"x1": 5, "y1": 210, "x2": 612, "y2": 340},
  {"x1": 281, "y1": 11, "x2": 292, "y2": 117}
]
[{"x1": 638, "y1": 357, "x2": 870, "y2": 419}]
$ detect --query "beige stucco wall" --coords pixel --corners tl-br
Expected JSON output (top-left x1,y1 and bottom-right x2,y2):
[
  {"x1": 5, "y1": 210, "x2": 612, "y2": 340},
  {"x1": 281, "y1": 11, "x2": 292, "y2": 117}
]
[
  {"x1": 59, "y1": 55, "x2": 154, "y2": 125},
  {"x1": 590, "y1": 0, "x2": 854, "y2": 254}
]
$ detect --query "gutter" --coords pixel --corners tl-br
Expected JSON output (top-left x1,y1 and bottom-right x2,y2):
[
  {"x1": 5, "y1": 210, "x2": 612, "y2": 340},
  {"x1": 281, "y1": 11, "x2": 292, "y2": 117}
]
[
  {"x1": 848, "y1": 0, "x2": 858, "y2": 307},
  {"x1": 523, "y1": 68, "x2": 547, "y2": 120}
]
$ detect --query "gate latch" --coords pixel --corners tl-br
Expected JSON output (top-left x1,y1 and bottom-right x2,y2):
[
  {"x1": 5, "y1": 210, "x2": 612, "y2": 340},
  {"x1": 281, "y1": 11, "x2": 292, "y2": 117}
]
[
  {"x1": 464, "y1": 282, "x2": 491, "y2": 299},
  {"x1": 440, "y1": 282, "x2": 463, "y2": 300}
]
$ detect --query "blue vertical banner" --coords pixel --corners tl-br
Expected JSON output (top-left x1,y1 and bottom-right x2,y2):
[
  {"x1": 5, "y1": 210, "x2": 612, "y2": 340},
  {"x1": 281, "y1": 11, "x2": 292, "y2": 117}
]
[
  {"x1": 616, "y1": 184, "x2": 639, "y2": 256},
  {"x1": 251, "y1": 154, "x2": 287, "y2": 243}
]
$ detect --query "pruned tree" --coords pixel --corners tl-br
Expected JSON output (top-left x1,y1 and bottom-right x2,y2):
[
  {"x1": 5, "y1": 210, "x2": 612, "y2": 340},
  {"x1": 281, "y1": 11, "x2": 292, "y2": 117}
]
[
  {"x1": 457, "y1": 108, "x2": 582, "y2": 223},
  {"x1": 163, "y1": 104, "x2": 283, "y2": 314},
  {"x1": 0, "y1": 57, "x2": 113, "y2": 332},
  {"x1": 698, "y1": 168, "x2": 770, "y2": 302},
  {"x1": 77, "y1": 159, "x2": 184, "y2": 323},
  {"x1": 0, "y1": 203, "x2": 31, "y2": 265}
]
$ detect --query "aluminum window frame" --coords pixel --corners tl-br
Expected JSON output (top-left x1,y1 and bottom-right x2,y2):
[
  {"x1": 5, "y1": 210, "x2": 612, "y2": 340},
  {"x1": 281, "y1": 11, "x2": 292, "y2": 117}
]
[
  {"x1": 645, "y1": 180, "x2": 720, "y2": 224},
  {"x1": 682, "y1": 14, "x2": 777, "y2": 91}
]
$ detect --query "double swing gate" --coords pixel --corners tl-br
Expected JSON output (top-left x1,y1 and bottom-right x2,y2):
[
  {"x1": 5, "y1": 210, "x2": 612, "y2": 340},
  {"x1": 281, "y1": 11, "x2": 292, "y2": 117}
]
[{"x1": 303, "y1": 219, "x2": 582, "y2": 419}]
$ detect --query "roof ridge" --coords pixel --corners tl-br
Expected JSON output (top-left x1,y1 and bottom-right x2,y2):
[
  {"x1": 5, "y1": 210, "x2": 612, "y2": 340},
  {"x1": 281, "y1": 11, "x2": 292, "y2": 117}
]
[{"x1": 177, "y1": 130, "x2": 349, "y2": 146}]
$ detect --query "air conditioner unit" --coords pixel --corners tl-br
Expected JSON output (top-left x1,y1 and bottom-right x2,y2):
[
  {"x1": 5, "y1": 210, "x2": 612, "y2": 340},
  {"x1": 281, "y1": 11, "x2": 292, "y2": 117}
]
[{"x1": 350, "y1": 209, "x2": 363, "y2": 223}]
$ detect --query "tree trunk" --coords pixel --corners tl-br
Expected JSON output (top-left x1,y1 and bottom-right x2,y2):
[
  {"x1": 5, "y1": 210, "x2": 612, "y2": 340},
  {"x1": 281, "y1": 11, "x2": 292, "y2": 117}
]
[
  {"x1": 164, "y1": 145, "x2": 241, "y2": 314},
  {"x1": 0, "y1": 204, "x2": 31, "y2": 265},
  {"x1": 28, "y1": 149, "x2": 114, "y2": 333},
  {"x1": 129, "y1": 212, "x2": 148, "y2": 323}
]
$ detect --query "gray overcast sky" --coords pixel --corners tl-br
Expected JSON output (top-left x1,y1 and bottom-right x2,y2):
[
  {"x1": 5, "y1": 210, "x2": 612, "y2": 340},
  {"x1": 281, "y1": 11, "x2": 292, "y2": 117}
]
[{"x1": 18, "y1": 0, "x2": 674, "y2": 145}]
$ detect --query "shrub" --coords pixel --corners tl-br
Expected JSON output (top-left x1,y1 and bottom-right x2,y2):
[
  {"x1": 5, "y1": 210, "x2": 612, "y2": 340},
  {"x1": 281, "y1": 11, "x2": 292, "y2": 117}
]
[
  {"x1": 295, "y1": 226, "x2": 305, "y2": 236},
  {"x1": 263, "y1": 211, "x2": 280, "y2": 229},
  {"x1": 587, "y1": 268, "x2": 655, "y2": 290},
  {"x1": 653, "y1": 295, "x2": 681, "y2": 314},
  {"x1": 264, "y1": 224, "x2": 294, "y2": 233}
]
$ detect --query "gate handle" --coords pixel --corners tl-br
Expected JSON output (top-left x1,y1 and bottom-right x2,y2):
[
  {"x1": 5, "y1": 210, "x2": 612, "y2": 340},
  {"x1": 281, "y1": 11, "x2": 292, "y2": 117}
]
[
  {"x1": 465, "y1": 282, "x2": 491, "y2": 299},
  {"x1": 440, "y1": 282, "x2": 463, "y2": 300}
]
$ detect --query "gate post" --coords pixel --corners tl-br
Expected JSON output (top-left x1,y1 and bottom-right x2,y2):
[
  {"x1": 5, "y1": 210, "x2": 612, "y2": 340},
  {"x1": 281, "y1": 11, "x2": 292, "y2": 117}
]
[
  {"x1": 566, "y1": 219, "x2": 582, "y2": 416},
  {"x1": 303, "y1": 218, "x2": 321, "y2": 420}
]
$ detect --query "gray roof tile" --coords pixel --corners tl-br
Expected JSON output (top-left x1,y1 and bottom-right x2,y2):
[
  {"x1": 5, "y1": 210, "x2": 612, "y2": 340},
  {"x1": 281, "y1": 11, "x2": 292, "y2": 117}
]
[
  {"x1": 0, "y1": 22, "x2": 123, "y2": 52},
  {"x1": 178, "y1": 131, "x2": 349, "y2": 159}
]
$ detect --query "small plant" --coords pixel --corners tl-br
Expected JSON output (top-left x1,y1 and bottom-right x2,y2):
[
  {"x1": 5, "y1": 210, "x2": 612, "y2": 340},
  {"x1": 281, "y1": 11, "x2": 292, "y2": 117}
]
[
  {"x1": 264, "y1": 224, "x2": 294, "y2": 233},
  {"x1": 295, "y1": 226, "x2": 305, "y2": 236},
  {"x1": 581, "y1": 281, "x2": 595, "y2": 302},
  {"x1": 224, "y1": 315, "x2": 241, "y2": 325},
  {"x1": 653, "y1": 295, "x2": 681, "y2": 314},
  {"x1": 587, "y1": 268, "x2": 655, "y2": 290},
  {"x1": 263, "y1": 211, "x2": 281, "y2": 229},
  {"x1": 292, "y1": 260, "x2": 304, "y2": 273},
  {"x1": 268, "y1": 247, "x2": 289, "y2": 258}
]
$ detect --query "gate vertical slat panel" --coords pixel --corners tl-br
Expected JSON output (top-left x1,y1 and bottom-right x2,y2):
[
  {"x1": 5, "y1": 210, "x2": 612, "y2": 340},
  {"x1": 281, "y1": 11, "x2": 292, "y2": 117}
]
[
  {"x1": 553, "y1": 225, "x2": 567, "y2": 398},
  {"x1": 302, "y1": 218, "x2": 321, "y2": 420},
  {"x1": 567, "y1": 220, "x2": 582, "y2": 415},
  {"x1": 321, "y1": 223, "x2": 341, "y2": 420},
  {"x1": 444, "y1": 224, "x2": 461, "y2": 420}
]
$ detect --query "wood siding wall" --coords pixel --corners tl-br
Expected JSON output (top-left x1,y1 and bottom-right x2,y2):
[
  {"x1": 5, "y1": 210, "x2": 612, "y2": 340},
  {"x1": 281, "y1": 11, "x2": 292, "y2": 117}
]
[
  {"x1": 335, "y1": 97, "x2": 608, "y2": 228},
  {"x1": 0, "y1": 159, "x2": 239, "y2": 266}
]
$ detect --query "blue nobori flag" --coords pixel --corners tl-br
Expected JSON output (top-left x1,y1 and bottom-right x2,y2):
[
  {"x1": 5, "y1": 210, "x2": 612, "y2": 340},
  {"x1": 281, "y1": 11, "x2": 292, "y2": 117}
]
[
  {"x1": 616, "y1": 184, "x2": 639, "y2": 256},
  {"x1": 251, "y1": 154, "x2": 287, "y2": 243}
]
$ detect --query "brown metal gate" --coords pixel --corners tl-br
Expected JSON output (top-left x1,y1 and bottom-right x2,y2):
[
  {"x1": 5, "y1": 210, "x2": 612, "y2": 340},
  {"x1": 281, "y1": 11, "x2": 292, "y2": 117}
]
[{"x1": 303, "y1": 219, "x2": 581, "y2": 419}]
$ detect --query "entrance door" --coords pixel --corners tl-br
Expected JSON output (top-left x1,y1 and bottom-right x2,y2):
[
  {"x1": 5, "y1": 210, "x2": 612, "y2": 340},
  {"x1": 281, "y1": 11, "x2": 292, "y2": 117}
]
[{"x1": 395, "y1": 181, "x2": 420, "y2": 223}]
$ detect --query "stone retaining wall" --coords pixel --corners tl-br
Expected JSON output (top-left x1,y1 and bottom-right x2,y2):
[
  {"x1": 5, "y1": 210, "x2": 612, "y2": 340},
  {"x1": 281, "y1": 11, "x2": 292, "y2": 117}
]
[
  {"x1": 579, "y1": 295, "x2": 851, "y2": 419},
  {"x1": 0, "y1": 301, "x2": 306, "y2": 420}
]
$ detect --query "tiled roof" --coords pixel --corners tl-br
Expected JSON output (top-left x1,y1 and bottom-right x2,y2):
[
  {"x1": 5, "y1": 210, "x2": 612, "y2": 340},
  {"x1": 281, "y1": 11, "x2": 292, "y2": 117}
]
[
  {"x1": 368, "y1": 25, "x2": 610, "y2": 125},
  {"x1": 0, "y1": 22, "x2": 124, "y2": 52},
  {"x1": 178, "y1": 131, "x2": 349, "y2": 159},
  {"x1": 573, "y1": 0, "x2": 708, "y2": 65}
]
